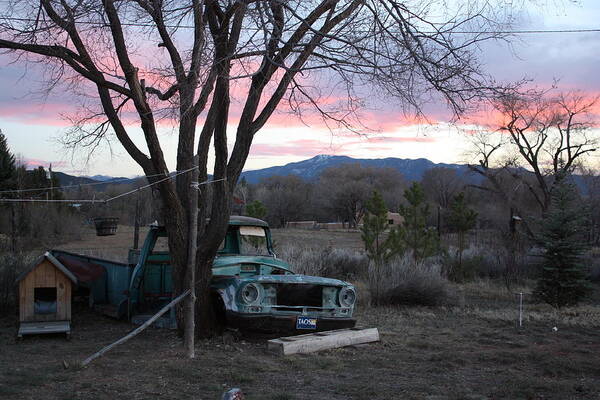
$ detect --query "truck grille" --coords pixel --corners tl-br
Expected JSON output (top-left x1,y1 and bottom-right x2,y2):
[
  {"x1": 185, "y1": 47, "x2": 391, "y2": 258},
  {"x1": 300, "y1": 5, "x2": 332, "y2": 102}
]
[{"x1": 274, "y1": 284, "x2": 323, "y2": 307}]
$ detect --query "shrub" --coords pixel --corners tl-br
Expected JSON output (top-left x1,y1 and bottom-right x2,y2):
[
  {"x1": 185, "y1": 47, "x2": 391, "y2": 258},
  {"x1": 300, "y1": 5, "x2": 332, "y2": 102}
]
[
  {"x1": 370, "y1": 254, "x2": 457, "y2": 307},
  {"x1": 443, "y1": 254, "x2": 483, "y2": 283},
  {"x1": 441, "y1": 244, "x2": 539, "y2": 283},
  {"x1": 278, "y1": 244, "x2": 368, "y2": 281},
  {"x1": 278, "y1": 243, "x2": 456, "y2": 307},
  {"x1": 442, "y1": 247, "x2": 496, "y2": 282},
  {"x1": 0, "y1": 252, "x2": 35, "y2": 314}
]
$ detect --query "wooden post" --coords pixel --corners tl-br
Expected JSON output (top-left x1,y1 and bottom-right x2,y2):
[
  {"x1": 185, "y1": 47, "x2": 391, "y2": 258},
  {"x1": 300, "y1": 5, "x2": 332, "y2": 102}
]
[
  {"x1": 10, "y1": 202, "x2": 16, "y2": 252},
  {"x1": 437, "y1": 205, "x2": 441, "y2": 239},
  {"x1": 49, "y1": 163, "x2": 53, "y2": 201},
  {"x1": 133, "y1": 191, "x2": 140, "y2": 250},
  {"x1": 184, "y1": 161, "x2": 198, "y2": 358}
]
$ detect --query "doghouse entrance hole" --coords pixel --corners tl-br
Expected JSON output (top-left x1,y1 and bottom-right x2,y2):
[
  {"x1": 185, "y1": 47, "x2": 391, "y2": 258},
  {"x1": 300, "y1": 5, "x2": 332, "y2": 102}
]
[{"x1": 34, "y1": 287, "x2": 57, "y2": 315}]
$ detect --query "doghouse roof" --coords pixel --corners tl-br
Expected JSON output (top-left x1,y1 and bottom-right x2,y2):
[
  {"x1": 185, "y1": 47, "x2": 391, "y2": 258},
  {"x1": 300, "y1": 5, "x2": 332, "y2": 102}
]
[{"x1": 15, "y1": 252, "x2": 78, "y2": 285}]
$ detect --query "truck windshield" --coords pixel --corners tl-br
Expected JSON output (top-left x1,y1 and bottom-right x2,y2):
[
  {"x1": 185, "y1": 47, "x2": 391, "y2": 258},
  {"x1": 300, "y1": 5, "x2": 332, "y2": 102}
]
[{"x1": 239, "y1": 226, "x2": 270, "y2": 256}]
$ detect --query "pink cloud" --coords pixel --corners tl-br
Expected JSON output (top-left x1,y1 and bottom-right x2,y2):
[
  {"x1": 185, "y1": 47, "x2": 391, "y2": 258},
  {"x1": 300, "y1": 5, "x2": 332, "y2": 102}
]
[
  {"x1": 249, "y1": 134, "x2": 438, "y2": 158},
  {"x1": 365, "y1": 136, "x2": 437, "y2": 143},
  {"x1": 250, "y1": 139, "x2": 342, "y2": 157},
  {"x1": 0, "y1": 102, "x2": 77, "y2": 126},
  {"x1": 19, "y1": 157, "x2": 68, "y2": 169},
  {"x1": 462, "y1": 89, "x2": 600, "y2": 130}
]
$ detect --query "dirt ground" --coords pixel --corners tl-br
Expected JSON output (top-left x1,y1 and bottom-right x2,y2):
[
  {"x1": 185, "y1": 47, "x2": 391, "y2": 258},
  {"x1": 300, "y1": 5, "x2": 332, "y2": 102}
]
[
  {"x1": 2, "y1": 302, "x2": 600, "y2": 400},
  {"x1": 2, "y1": 227, "x2": 600, "y2": 399}
]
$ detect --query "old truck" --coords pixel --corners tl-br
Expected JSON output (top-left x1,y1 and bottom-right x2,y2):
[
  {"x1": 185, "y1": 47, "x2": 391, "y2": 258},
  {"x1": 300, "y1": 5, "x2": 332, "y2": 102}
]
[{"x1": 50, "y1": 216, "x2": 357, "y2": 332}]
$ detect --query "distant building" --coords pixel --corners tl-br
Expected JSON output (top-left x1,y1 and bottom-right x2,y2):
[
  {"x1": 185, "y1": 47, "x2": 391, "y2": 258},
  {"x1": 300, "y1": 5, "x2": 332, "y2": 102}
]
[
  {"x1": 356, "y1": 211, "x2": 403, "y2": 228},
  {"x1": 285, "y1": 221, "x2": 317, "y2": 229},
  {"x1": 285, "y1": 212, "x2": 403, "y2": 231},
  {"x1": 386, "y1": 212, "x2": 403, "y2": 226}
]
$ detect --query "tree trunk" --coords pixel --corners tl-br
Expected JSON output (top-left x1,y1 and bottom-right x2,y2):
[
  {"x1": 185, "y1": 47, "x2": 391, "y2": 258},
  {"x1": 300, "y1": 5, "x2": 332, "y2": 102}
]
[
  {"x1": 194, "y1": 251, "x2": 219, "y2": 337},
  {"x1": 194, "y1": 187, "x2": 233, "y2": 336}
]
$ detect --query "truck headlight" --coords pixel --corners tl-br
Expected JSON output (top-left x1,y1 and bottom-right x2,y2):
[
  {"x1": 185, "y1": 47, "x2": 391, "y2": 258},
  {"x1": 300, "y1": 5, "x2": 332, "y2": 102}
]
[
  {"x1": 240, "y1": 283, "x2": 263, "y2": 305},
  {"x1": 338, "y1": 287, "x2": 356, "y2": 307}
]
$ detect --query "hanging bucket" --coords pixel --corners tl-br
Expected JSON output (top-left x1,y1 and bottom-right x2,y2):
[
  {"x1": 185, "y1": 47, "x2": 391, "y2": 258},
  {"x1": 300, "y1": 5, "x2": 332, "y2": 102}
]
[{"x1": 93, "y1": 217, "x2": 119, "y2": 236}]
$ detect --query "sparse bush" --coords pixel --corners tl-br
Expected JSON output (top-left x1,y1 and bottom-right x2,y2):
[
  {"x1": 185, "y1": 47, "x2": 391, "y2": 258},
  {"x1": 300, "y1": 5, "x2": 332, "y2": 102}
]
[
  {"x1": 370, "y1": 255, "x2": 457, "y2": 307},
  {"x1": 278, "y1": 244, "x2": 368, "y2": 281},
  {"x1": 279, "y1": 243, "x2": 456, "y2": 307},
  {"x1": 0, "y1": 252, "x2": 35, "y2": 314},
  {"x1": 441, "y1": 244, "x2": 538, "y2": 283},
  {"x1": 442, "y1": 246, "x2": 496, "y2": 282},
  {"x1": 443, "y1": 253, "x2": 483, "y2": 283}
]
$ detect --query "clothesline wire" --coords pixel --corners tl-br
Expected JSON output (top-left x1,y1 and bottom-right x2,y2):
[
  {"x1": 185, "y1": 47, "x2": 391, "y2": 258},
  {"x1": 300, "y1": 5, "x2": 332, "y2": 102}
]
[
  {"x1": 0, "y1": 170, "x2": 173, "y2": 194},
  {"x1": 0, "y1": 167, "x2": 227, "y2": 204}
]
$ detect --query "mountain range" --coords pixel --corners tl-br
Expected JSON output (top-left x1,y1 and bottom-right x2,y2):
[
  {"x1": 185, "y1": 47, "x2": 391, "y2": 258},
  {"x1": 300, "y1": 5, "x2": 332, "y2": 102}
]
[
  {"x1": 238, "y1": 155, "x2": 473, "y2": 184},
  {"x1": 55, "y1": 155, "x2": 478, "y2": 188}
]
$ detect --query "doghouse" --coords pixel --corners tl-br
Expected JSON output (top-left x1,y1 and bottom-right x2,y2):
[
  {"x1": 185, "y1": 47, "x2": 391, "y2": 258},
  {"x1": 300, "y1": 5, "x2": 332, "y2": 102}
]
[{"x1": 16, "y1": 252, "x2": 78, "y2": 338}]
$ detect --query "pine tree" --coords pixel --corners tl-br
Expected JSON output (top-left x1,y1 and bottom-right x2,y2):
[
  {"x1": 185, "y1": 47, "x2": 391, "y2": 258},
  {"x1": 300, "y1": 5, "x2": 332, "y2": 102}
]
[
  {"x1": 245, "y1": 200, "x2": 267, "y2": 220},
  {"x1": 0, "y1": 130, "x2": 15, "y2": 189},
  {"x1": 535, "y1": 178, "x2": 590, "y2": 308},
  {"x1": 398, "y1": 182, "x2": 438, "y2": 262},
  {"x1": 361, "y1": 190, "x2": 402, "y2": 267},
  {"x1": 446, "y1": 192, "x2": 478, "y2": 276}
]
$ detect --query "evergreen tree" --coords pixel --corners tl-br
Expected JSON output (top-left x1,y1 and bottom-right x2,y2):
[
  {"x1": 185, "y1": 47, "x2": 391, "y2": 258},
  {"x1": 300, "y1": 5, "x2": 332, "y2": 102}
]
[
  {"x1": 361, "y1": 190, "x2": 402, "y2": 267},
  {"x1": 0, "y1": 130, "x2": 15, "y2": 189},
  {"x1": 535, "y1": 178, "x2": 590, "y2": 308},
  {"x1": 398, "y1": 182, "x2": 438, "y2": 261},
  {"x1": 446, "y1": 192, "x2": 478, "y2": 271},
  {"x1": 245, "y1": 200, "x2": 267, "y2": 220}
]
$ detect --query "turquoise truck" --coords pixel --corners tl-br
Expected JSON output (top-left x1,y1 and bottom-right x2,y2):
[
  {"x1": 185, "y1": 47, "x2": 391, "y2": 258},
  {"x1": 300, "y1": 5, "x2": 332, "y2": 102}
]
[{"x1": 51, "y1": 216, "x2": 357, "y2": 332}]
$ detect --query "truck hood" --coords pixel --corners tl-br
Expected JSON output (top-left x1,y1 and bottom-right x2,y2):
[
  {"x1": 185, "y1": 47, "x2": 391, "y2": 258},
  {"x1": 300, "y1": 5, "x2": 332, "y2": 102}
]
[
  {"x1": 252, "y1": 274, "x2": 350, "y2": 287},
  {"x1": 213, "y1": 255, "x2": 293, "y2": 273}
]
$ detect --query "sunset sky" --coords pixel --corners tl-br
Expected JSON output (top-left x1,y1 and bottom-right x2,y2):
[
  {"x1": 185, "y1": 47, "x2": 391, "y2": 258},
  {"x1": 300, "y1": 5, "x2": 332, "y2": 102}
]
[{"x1": 1, "y1": 1, "x2": 600, "y2": 177}]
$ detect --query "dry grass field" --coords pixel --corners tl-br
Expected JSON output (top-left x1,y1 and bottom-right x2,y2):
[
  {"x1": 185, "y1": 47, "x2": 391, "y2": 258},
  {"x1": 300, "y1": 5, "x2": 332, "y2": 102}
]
[{"x1": 1, "y1": 227, "x2": 600, "y2": 399}]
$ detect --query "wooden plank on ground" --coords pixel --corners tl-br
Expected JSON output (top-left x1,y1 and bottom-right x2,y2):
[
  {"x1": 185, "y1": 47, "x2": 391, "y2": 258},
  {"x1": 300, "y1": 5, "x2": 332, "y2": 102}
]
[{"x1": 268, "y1": 327, "x2": 380, "y2": 355}]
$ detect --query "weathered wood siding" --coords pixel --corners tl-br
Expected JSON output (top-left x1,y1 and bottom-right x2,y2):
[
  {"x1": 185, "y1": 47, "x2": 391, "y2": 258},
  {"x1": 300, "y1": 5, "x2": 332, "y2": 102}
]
[{"x1": 19, "y1": 259, "x2": 72, "y2": 323}]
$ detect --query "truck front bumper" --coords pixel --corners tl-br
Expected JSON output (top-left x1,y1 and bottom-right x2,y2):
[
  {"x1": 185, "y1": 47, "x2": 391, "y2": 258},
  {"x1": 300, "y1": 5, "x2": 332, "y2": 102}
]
[{"x1": 225, "y1": 311, "x2": 356, "y2": 333}]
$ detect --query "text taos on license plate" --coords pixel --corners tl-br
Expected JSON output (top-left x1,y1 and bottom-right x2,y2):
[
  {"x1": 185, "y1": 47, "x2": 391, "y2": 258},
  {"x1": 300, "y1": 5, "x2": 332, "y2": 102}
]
[{"x1": 296, "y1": 316, "x2": 317, "y2": 329}]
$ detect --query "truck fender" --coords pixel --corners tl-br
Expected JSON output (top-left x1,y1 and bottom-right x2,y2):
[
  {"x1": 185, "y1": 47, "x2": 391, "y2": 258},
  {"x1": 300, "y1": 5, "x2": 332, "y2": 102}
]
[{"x1": 216, "y1": 287, "x2": 238, "y2": 312}]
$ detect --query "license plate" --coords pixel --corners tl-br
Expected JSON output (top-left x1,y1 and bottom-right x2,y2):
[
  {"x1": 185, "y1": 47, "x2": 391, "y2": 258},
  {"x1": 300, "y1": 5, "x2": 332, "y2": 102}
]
[{"x1": 296, "y1": 316, "x2": 317, "y2": 330}]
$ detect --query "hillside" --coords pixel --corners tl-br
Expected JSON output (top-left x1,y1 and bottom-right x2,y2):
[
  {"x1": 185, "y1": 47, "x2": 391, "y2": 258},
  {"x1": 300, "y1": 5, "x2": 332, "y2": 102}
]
[
  {"x1": 239, "y1": 154, "x2": 474, "y2": 184},
  {"x1": 55, "y1": 155, "x2": 483, "y2": 187}
]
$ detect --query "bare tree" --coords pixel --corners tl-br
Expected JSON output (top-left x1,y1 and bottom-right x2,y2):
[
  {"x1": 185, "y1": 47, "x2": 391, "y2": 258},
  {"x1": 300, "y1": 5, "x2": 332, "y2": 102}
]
[
  {"x1": 255, "y1": 175, "x2": 313, "y2": 227},
  {"x1": 577, "y1": 166, "x2": 600, "y2": 245},
  {"x1": 317, "y1": 163, "x2": 405, "y2": 227},
  {"x1": 467, "y1": 90, "x2": 598, "y2": 223},
  {"x1": 0, "y1": 0, "x2": 516, "y2": 342},
  {"x1": 421, "y1": 167, "x2": 466, "y2": 209}
]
